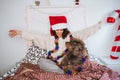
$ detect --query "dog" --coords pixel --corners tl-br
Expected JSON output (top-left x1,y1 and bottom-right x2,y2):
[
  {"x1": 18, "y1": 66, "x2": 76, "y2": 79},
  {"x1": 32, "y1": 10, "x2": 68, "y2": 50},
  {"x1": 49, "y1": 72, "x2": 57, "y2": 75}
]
[{"x1": 60, "y1": 38, "x2": 89, "y2": 74}]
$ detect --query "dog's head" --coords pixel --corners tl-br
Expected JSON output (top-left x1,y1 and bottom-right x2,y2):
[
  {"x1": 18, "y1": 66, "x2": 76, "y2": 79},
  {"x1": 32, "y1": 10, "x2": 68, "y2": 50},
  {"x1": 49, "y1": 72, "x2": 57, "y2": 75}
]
[
  {"x1": 66, "y1": 38, "x2": 88, "y2": 57},
  {"x1": 61, "y1": 38, "x2": 89, "y2": 66}
]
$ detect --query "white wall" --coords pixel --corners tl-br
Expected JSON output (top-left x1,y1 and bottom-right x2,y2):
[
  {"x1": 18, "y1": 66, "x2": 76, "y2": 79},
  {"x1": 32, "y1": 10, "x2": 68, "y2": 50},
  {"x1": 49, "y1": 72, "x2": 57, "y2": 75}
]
[
  {"x1": 0, "y1": 0, "x2": 120, "y2": 75},
  {"x1": 0, "y1": 0, "x2": 34, "y2": 75}
]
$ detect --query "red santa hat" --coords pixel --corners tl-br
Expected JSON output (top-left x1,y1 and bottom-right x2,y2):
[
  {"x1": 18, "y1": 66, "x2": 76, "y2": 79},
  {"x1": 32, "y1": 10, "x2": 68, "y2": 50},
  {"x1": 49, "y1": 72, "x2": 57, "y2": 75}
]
[{"x1": 49, "y1": 16, "x2": 68, "y2": 35}]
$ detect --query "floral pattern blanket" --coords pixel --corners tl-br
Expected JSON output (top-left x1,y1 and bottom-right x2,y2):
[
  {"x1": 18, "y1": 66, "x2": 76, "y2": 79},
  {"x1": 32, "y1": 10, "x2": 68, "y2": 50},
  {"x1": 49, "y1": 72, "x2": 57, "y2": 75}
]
[{"x1": 3, "y1": 60, "x2": 120, "y2": 80}]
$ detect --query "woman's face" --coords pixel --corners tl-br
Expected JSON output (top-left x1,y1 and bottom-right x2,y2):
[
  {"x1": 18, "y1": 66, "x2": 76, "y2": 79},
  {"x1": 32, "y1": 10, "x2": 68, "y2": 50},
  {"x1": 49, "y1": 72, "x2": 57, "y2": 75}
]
[{"x1": 55, "y1": 29, "x2": 64, "y2": 38}]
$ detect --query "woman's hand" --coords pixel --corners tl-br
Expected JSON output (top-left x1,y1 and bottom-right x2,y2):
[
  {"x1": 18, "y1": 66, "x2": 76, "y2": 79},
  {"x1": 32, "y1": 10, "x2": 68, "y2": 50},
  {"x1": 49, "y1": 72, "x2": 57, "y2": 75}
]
[{"x1": 9, "y1": 29, "x2": 22, "y2": 38}]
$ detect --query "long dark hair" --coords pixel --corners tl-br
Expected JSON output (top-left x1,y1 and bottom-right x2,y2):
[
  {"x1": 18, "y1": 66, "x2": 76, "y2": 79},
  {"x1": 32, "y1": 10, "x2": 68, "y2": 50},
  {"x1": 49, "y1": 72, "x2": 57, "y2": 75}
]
[{"x1": 52, "y1": 28, "x2": 70, "y2": 39}]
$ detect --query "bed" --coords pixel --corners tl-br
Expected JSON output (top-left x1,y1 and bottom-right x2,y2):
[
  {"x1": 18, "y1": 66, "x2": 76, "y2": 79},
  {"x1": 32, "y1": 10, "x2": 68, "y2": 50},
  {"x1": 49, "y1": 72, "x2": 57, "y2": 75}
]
[{"x1": 0, "y1": 41, "x2": 119, "y2": 80}]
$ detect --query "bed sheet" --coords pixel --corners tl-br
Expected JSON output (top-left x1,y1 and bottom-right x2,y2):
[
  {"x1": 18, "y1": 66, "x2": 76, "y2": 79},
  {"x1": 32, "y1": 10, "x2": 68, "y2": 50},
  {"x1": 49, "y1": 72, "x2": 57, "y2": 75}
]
[
  {"x1": 0, "y1": 55, "x2": 104, "y2": 80},
  {"x1": 2, "y1": 59, "x2": 120, "y2": 80}
]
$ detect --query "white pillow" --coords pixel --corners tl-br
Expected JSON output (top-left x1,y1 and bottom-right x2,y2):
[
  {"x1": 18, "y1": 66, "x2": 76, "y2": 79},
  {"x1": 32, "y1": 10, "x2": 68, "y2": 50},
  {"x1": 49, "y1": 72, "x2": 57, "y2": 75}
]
[{"x1": 38, "y1": 58, "x2": 64, "y2": 74}]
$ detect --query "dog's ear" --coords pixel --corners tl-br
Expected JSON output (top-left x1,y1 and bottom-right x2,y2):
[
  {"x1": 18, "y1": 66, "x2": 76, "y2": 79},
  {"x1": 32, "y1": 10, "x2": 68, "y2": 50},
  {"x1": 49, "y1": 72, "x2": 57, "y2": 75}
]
[{"x1": 65, "y1": 42, "x2": 73, "y2": 51}]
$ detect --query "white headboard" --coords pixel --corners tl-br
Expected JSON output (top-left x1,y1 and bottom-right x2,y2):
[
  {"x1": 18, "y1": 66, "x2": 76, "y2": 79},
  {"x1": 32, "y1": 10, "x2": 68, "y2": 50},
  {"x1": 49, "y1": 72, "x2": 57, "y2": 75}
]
[{"x1": 25, "y1": 5, "x2": 86, "y2": 35}]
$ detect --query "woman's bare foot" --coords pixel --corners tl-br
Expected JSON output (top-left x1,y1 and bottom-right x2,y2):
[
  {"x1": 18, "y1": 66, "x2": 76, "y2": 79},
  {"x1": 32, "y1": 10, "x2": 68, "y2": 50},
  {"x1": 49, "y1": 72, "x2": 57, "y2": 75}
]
[{"x1": 20, "y1": 67, "x2": 34, "y2": 75}]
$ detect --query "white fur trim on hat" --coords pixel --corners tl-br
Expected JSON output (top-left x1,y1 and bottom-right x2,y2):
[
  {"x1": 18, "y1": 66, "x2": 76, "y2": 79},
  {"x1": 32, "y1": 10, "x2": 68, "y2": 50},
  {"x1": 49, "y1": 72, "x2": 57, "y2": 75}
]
[{"x1": 52, "y1": 23, "x2": 68, "y2": 30}]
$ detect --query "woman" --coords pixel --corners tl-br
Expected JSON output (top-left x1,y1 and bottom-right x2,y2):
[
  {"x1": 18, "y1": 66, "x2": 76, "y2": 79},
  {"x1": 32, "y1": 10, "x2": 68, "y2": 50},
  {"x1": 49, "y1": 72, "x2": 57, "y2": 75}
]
[{"x1": 9, "y1": 16, "x2": 102, "y2": 74}]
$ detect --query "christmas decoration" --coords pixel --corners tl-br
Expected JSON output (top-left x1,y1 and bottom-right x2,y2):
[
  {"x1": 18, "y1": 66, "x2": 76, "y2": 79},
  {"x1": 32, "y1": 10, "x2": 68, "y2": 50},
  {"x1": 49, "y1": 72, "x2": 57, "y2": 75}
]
[
  {"x1": 110, "y1": 25, "x2": 120, "y2": 59},
  {"x1": 75, "y1": 0, "x2": 80, "y2": 5},
  {"x1": 106, "y1": 9, "x2": 120, "y2": 59},
  {"x1": 47, "y1": 35, "x2": 86, "y2": 75},
  {"x1": 106, "y1": 10, "x2": 120, "y2": 23},
  {"x1": 47, "y1": 34, "x2": 73, "y2": 66},
  {"x1": 35, "y1": 0, "x2": 40, "y2": 6}
]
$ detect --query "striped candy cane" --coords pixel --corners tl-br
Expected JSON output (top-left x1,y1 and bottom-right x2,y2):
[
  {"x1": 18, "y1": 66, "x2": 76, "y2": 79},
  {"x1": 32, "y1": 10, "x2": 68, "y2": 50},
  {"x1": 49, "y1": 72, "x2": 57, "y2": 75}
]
[
  {"x1": 106, "y1": 10, "x2": 120, "y2": 59},
  {"x1": 107, "y1": 10, "x2": 120, "y2": 23},
  {"x1": 110, "y1": 25, "x2": 120, "y2": 59}
]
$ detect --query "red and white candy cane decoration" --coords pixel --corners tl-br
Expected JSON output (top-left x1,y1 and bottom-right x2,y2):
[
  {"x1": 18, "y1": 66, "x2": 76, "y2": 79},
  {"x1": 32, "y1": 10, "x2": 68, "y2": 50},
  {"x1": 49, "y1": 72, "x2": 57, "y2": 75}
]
[
  {"x1": 107, "y1": 10, "x2": 120, "y2": 23},
  {"x1": 110, "y1": 25, "x2": 120, "y2": 59},
  {"x1": 106, "y1": 10, "x2": 120, "y2": 59}
]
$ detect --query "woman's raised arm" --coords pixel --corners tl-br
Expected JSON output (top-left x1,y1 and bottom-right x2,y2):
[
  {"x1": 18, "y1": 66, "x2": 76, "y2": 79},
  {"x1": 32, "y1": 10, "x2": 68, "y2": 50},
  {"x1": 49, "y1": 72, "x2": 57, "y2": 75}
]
[
  {"x1": 72, "y1": 21, "x2": 102, "y2": 41},
  {"x1": 9, "y1": 29, "x2": 48, "y2": 49}
]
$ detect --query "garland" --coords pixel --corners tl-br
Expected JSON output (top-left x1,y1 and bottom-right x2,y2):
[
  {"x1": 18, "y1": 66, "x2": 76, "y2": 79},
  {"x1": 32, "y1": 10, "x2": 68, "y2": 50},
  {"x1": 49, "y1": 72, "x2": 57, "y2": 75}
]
[
  {"x1": 47, "y1": 34, "x2": 86, "y2": 75},
  {"x1": 60, "y1": 57, "x2": 86, "y2": 75},
  {"x1": 47, "y1": 34, "x2": 73, "y2": 65}
]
